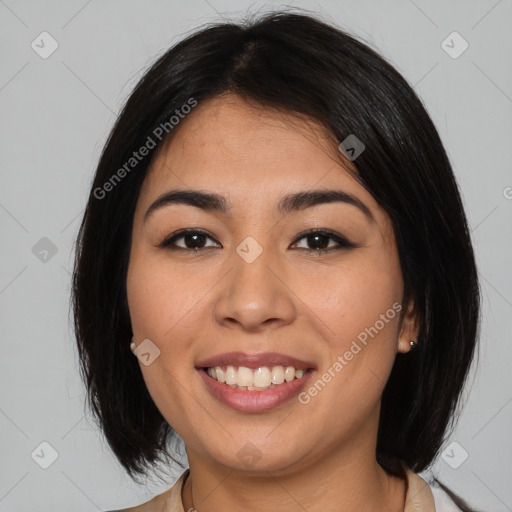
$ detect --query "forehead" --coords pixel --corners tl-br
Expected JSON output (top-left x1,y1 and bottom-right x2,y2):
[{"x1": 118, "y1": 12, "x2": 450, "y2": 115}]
[
  {"x1": 151, "y1": 95, "x2": 342, "y2": 176},
  {"x1": 138, "y1": 94, "x2": 386, "y2": 224}
]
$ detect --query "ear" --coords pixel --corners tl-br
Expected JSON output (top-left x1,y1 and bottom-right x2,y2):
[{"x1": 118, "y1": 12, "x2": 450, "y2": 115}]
[{"x1": 397, "y1": 299, "x2": 420, "y2": 354}]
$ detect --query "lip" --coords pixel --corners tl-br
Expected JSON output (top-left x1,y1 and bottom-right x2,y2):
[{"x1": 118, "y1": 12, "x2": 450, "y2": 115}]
[
  {"x1": 195, "y1": 351, "x2": 317, "y2": 370},
  {"x1": 198, "y1": 367, "x2": 315, "y2": 413}
]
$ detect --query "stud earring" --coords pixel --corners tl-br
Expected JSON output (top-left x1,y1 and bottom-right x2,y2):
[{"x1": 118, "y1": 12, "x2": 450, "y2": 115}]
[
  {"x1": 130, "y1": 340, "x2": 136, "y2": 353},
  {"x1": 409, "y1": 340, "x2": 417, "y2": 349}
]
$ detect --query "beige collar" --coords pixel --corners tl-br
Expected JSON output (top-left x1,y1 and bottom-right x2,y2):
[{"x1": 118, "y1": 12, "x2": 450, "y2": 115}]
[
  {"x1": 403, "y1": 466, "x2": 436, "y2": 511},
  {"x1": 127, "y1": 465, "x2": 436, "y2": 512}
]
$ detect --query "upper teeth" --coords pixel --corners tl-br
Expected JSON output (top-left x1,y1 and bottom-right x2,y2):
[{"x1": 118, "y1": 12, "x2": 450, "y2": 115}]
[{"x1": 207, "y1": 365, "x2": 306, "y2": 389}]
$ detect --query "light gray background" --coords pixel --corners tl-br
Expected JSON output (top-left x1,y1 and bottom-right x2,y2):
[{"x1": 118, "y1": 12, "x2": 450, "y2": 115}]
[{"x1": 1, "y1": 0, "x2": 511, "y2": 510}]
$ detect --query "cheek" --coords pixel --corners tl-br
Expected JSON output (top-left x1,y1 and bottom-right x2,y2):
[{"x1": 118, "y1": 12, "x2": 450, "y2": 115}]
[
  {"x1": 298, "y1": 249, "x2": 402, "y2": 345},
  {"x1": 126, "y1": 249, "x2": 201, "y2": 340},
  {"x1": 126, "y1": 249, "x2": 209, "y2": 415},
  {"x1": 126, "y1": 254, "x2": 203, "y2": 430},
  {"x1": 294, "y1": 251, "x2": 402, "y2": 414}
]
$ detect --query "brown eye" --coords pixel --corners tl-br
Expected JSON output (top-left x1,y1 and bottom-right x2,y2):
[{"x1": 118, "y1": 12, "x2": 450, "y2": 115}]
[
  {"x1": 291, "y1": 229, "x2": 355, "y2": 255},
  {"x1": 159, "y1": 229, "x2": 220, "y2": 250},
  {"x1": 158, "y1": 228, "x2": 355, "y2": 255}
]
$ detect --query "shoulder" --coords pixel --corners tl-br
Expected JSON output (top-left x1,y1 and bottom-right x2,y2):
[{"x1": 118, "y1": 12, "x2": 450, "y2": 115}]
[
  {"x1": 106, "y1": 466, "x2": 468, "y2": 512},
  {"x1": 103, "y1": 469, "x2": 189, "y2": 512},
  {"x1": 402, "y1": 463, "x2": 467, "y2": 512},
  {"x1": 413, "y1": 468, "x2": 471, "y2": 512},
  {"x1": 428, "y1": 476, "x2": 478, "y2": 512},
  {"x1": 429, "y1": 484, "x2": 466, "y2": 511}
]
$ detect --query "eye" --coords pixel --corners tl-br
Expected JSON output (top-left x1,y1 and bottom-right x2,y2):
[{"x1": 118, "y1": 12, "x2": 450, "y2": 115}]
[
  {"x1": 158, "y1": 229, "x2": 221, "y2": 251},
  {"x1": 158, "y1": 228, "x2": 356, "y2": 254},
  {"x1": 291, "y1": 229, "x2": 356, "y2": 255}
]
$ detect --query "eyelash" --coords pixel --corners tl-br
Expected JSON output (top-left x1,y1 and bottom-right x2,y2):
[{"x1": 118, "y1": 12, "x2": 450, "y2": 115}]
[{"x1": 157, "y1": 228, "x2": 356, "y2": 255}]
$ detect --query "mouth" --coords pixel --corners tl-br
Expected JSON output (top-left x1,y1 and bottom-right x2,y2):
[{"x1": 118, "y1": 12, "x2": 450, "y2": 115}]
[
  {"x1": 195, "y1": 352, "x2": 317, "y2": 412},
  {"x1": 201, "y1": 364, "x2": 313, "y2": 391}
]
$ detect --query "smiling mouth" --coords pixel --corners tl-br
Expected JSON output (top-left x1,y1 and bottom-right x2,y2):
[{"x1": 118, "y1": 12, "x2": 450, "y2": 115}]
[{"x1": 202, "y1": 365, "x2": 313, "y2": 391}]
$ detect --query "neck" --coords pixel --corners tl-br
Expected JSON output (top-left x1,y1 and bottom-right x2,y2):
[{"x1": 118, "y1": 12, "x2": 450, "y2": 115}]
[{"x1": 181, "y1": 442, "x2": 406, "y2": 512}]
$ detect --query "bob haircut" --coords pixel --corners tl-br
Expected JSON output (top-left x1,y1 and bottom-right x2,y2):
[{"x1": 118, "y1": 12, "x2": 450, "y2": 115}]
[{"x1": 72, "y1": 9, "x2": 480, "y2": 501}]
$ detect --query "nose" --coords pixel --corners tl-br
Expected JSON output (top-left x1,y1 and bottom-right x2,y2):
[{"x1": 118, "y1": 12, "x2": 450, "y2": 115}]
[{"x1": 213, "y1": 243, "x2": 297, "y2": 333}]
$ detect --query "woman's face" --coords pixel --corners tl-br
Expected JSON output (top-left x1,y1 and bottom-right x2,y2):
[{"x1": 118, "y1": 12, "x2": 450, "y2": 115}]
[{"x1": 126, "y1": 94, "x2": 418, "y2": 474}]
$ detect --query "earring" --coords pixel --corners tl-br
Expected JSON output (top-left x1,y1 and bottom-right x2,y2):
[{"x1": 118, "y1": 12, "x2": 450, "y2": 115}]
[
  {"x1": 130, "y1": 340, "x2": 136, "y2": 353},
  {"x1": 409, "y1": 340, "x2": 417, "y2": 349}
]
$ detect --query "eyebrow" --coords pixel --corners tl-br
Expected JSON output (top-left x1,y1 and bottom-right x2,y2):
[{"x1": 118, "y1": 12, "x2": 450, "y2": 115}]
[{"x1": 143, "y1": 188, "x2": 374, "y2": 223}]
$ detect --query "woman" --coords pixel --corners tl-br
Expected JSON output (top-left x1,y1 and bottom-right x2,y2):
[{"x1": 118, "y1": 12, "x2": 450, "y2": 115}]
[{"x1": 72, "y1": 11, "x2": 481, "y2": 512}]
